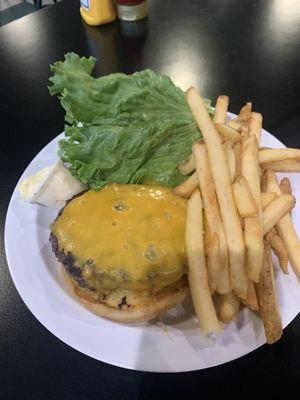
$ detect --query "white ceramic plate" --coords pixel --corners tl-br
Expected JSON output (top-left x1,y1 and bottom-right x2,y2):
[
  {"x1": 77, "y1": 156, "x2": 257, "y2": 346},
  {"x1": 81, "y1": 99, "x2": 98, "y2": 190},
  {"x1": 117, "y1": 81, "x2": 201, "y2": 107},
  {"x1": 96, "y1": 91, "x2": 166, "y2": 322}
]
[{"x1": 5, "y1": 118, "x2": 300, "y2": 372}]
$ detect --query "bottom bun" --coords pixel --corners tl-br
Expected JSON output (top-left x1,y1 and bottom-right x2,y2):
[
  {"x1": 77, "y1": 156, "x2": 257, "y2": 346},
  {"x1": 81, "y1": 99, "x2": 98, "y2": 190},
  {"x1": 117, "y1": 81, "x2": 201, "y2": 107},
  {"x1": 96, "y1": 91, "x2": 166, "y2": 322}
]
[{"x1": 61, "y1": 264, "x2": 189, "y2": 323}]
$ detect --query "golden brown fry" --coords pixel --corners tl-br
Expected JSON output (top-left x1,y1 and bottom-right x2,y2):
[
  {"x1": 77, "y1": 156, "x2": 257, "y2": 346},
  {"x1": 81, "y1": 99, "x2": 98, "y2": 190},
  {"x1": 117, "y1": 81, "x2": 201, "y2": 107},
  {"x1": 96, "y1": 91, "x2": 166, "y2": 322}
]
[
  {"x1": 262, "y1": 194, "x2": 295, "y2": 235},
  {"x1": 214, "y1": 123, "x2": 241, "y2": 143},
  {"x1": 227, "y1": 118, "x2": 247, "y2": 132},
  {"x1": 186, "y1": 190, "x2": 221, "y2": 333},
  {"x1": 260, "y1": 159, "x2": 300, "y2": 172},
  {"x1": 206, "y1": 233, "x2": 220, "y2": 295},
  {"x1": 259, "y1": 148, "x2": 300, "y2": 164},
  {"x1": 260, "y1": 169, "x2": 269, "y2": 192},
  {"x1": 232, "y1": 174, "x2": 258, "y2": 217},
  {"x1": 173, "y1": 172, "x2": 198, "y2": 199},
  {"x1": 240, "y1": 126, "x2": 250, "y2": 141},
  {"x1": 223, "y1": 141, "x2": 236, "y2": 183},
  {"x1": 233, "y1": 142, "x2": 242, "y2": 175},
  {"x1": 265, "y1": 228, "x2": 289, "y2": 274},
  {"x1": 241, "y1": 136, "x2": 262, "y2": 208},
  {"x1": 178, "y1": 153, "x2": 195, "y2": 175},
  {"x1": 218, "y1": 292, "x2": 240, "y2": 323},
  {"x1": 249, "y1": 112, "x2": 262, "y2": 144},
  {"x1": 241, "y1": 135, "x2": 263, "y2": 282},
  {"x1": 264, "y1": 170, "x2": 300, "y2": 279},
  {"x1": 244, "y1": 216, "x2": 263, "y2": 282},
  {"x1": 213, "y1": 95, "x2": 229, "y2": 124},
  {"x1": 239, "y1": 102, "x2": 252, "y2": 120},
  {"x1": 187, "y1": 87, "x2": 247, "y2": 299},
  {"x1": 261, "y1": 192, "x2": 277, "y2": 210},
  {"x1": 276, "y1": 218, "x2": 300, "y2": 279},
  {"x1": 280, "y1": 177, "x2": 293, "y2": 215},
  {"x1": 241, "y1": 281, "x2": 259, "y2": 311},
  {"x1": 255, "y1": 241, "x2": 282, "y2": 344},
  {"x1": 193, "y1": 141, "x2": 231, "y2": 294},
  {"x1": 280, "y1": 177, "x2": 292, "y2": 196}
]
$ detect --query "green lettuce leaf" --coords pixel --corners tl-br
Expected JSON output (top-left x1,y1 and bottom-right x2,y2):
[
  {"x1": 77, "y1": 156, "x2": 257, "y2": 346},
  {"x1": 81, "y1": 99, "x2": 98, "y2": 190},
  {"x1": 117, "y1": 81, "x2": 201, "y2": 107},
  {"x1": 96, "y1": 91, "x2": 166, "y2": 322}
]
[{"x1": 49, "y1": 52, "x2": 213, "y2": 190}]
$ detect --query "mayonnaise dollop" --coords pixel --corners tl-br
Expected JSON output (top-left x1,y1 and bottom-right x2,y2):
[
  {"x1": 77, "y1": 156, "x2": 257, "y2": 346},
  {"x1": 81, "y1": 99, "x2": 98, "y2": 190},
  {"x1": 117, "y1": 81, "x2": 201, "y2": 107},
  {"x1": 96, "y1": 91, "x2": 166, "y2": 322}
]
[{"x1": 19, "y1": 160, "x2": 86, "y2": 208}]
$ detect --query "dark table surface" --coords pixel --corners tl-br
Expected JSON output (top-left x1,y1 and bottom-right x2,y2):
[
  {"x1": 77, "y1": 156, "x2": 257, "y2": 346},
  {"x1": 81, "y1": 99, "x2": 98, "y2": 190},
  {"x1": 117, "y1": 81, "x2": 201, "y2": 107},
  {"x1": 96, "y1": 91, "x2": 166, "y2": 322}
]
[{"x1": 1, "y1": 0, "x2": 300, "y2": 398}]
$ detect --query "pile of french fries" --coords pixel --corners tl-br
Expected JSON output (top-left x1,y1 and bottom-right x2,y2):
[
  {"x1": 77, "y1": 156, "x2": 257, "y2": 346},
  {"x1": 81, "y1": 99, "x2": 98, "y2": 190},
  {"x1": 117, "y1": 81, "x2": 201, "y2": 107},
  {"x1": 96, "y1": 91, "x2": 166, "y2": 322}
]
[{"x1": 174, "y1": 88, "x2": 300, "y2": 344}]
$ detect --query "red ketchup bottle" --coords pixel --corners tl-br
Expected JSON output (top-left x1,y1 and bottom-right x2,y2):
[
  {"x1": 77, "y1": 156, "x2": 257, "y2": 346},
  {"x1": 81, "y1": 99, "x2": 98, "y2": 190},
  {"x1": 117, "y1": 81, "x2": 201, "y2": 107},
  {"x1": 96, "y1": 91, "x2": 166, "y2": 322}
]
[{"x1": 116, "y1": 0, "x2": 148, "y2": 21}]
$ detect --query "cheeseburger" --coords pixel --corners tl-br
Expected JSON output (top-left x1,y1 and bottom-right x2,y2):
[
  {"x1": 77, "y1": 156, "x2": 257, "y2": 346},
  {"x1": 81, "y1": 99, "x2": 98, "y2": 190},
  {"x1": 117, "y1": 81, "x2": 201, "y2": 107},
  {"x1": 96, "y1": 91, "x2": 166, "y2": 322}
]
[{"x1": 50, "y1": 183, "x2": 188, "y2": 323}]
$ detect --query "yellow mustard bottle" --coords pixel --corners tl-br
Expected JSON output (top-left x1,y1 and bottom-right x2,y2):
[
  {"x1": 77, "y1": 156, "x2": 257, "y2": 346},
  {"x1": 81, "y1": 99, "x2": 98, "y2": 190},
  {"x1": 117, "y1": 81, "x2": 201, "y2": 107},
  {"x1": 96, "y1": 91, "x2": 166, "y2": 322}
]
[{"x1": 80, "y1": 0, "x2": 116, "y2": 26}]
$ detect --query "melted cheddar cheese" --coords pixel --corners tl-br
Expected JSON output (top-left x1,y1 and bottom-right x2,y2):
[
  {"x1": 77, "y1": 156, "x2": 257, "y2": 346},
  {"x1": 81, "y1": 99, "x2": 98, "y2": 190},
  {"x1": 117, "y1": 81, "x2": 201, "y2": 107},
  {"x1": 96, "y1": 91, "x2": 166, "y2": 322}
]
[{"x1": 52, "y1": 183, "x2": 187, "y2": 293}]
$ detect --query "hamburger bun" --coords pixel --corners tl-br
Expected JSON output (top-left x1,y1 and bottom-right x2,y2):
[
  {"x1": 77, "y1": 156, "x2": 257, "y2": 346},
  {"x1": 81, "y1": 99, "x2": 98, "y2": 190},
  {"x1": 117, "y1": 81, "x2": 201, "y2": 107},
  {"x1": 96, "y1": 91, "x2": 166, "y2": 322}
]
[{"x1": 62, "y1": 265, "x2": 189, "y2": 323}]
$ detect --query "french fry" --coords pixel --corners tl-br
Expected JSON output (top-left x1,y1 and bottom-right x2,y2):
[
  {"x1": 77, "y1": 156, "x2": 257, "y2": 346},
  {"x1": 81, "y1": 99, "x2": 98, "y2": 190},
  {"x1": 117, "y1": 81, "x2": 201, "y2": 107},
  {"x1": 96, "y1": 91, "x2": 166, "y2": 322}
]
[
  {"x1": 262, "y1": 172, "x2": 289, "y2": 274},
  {"x1": 249, "y1": 112, "x2": 262, "y2": 144},
  {"x1": 241, "y1": 281, "x2": 259, "y2": 311},
  {"x1": 260, "y1": 159, "x2": 300, "y2": 172},
  {"x1": 259, "y1": 148, "x2": 300, "y2": 164},
  {"x1": 265, "y1": 228, "x2": 289, "y2": 274},
  {"x1": 276, "y1": 217, "x2": 300, "y2": 279},
  {"x1": 232, "y1": 174, "x2": 258, "y2": 217},
  {"x1": 280, "y1": 178, "x2": 293, "y2": 215},
  {"x1": 255, "y1": 241, "x2": 282, "y2": 344},
  {"x1": 193, "y1": 142, "x2": 231, "y2": 294},
  {"x1": 214, "y1": 123, "x2": 241, "y2": 143},
  {"x1": 223, "y1": 141, "x2": 236, "y2": 183},
  {"x1": 186, "y1": 190, "x2": 221, "y2": 333},
  {"x1": 173, "y1": 171, "x2": 198, "y2": 199},
  {"x1": 187, "y1": 87, "x2": 247, "y2": 299},
  {"x1": 241, "y1": 136, "x2": 262, "y2": 209},
  {"x1": 213, "y1": 95, "x2": 229, "y2": 124},
  {"x1": 233, "y1": 142, "x2": 242, "y2": 174},
  {"x1": 261, "y1": 192, "x2": 277, "y2": 210},
  {"x1": 262, "y1": 194, "x2": 295, "y2": 235},
  {"x1": 244, "y1": 216, "x2": 263, "y2": 282},
  {"x1": 280, "y1": 177, "x2": 292, "y2": 196},
  {"x1": 241, "y1": 135, "x2": 263, "y2": 282},
  {"x1": 261, "y1": 169, "x2": 272, "y2": 193},
  {"x1": 264, "y1": 170, "x2": 300, "y2": 279},
  {"x1": 178, "y1": 153, "x2": 195, "y2": 175},
  {"x1": 206, "y1": 233, "x2": 220, "y2": 295},
  {"x1": 239, "y1": 102, "x2": 252, "y2": 120},
  {"x1": 218, "y1": 292, "x2": 240, "y2": 323},
  {"x1": 240, "y1": 126, "x2": 250, "y2": 141},
  {"x1": 227, "y1": 118, "x2": 247, "y2": 132}
]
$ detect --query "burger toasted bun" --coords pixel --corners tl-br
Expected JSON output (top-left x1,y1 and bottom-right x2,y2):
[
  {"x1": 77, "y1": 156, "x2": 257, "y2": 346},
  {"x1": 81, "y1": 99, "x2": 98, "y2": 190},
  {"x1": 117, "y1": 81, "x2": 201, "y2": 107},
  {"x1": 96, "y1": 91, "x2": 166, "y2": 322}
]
[{"x1": 61, "y1": 264, "x2": 189, "y2": 323}]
